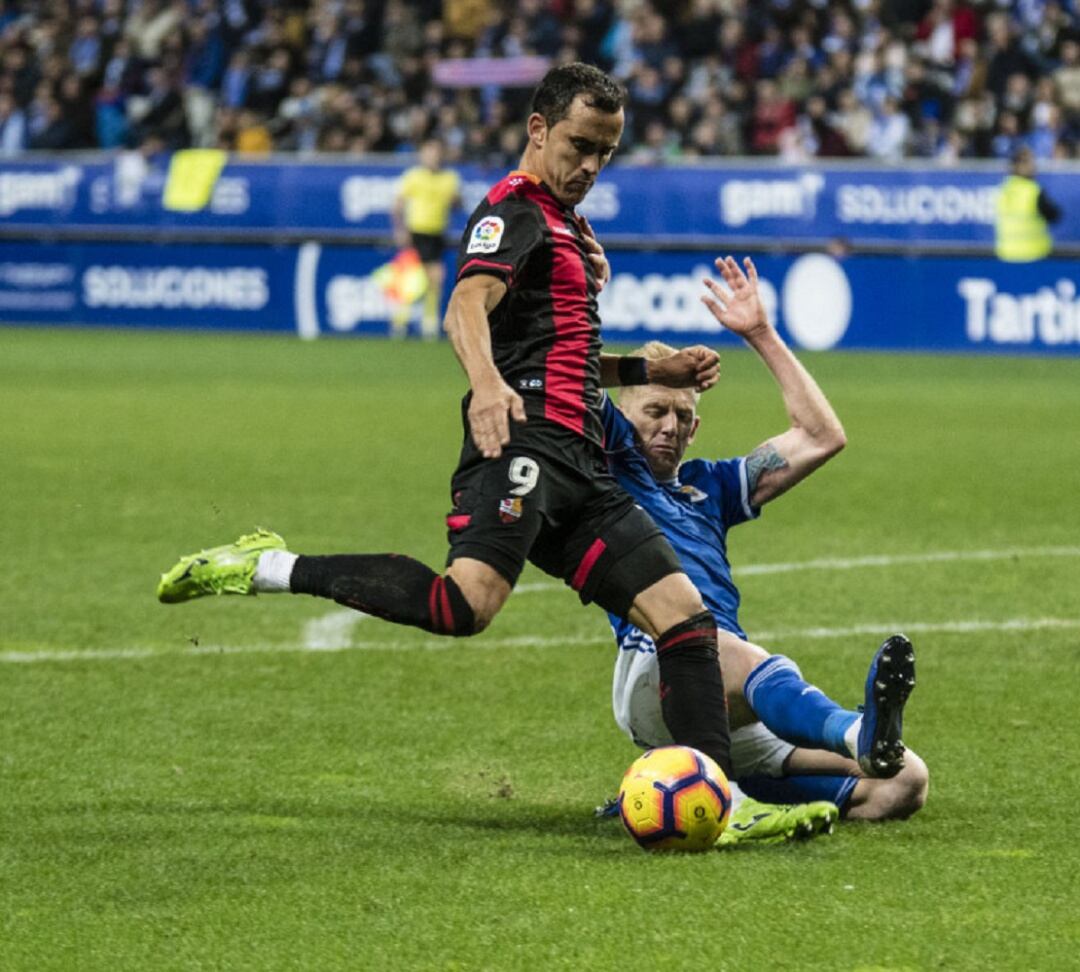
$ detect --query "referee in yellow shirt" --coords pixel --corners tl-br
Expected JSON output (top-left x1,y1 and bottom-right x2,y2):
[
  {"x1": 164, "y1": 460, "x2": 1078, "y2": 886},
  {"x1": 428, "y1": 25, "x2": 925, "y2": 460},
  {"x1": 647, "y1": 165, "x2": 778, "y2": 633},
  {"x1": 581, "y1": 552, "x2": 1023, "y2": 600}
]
[{"x1": 391, "y1": 137, "x2": 463, "y2": 338}]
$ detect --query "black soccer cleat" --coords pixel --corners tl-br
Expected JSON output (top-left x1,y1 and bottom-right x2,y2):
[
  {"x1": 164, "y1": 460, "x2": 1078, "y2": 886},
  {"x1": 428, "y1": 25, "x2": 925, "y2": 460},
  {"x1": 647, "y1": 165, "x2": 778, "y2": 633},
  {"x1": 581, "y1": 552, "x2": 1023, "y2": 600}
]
[{"x1": 857, "y1": 634, "x2": 916, "y2": 778}]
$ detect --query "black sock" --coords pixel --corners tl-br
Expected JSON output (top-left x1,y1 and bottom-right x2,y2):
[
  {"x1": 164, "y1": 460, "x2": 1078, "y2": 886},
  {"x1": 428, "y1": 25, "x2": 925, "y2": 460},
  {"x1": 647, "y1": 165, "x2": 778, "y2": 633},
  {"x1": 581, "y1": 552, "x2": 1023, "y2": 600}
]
[
  {"x1": 655, "y1": 611, "x2": 732, "y2": 776},
  {"x1": 290, "y1": 554, "x2": 475, "y2": 637}
]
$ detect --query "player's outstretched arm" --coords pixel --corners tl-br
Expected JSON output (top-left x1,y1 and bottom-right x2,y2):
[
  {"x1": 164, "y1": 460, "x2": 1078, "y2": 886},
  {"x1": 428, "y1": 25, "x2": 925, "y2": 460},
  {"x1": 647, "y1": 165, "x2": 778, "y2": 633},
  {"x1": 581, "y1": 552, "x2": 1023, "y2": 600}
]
[
  {"x1": 444, "y1": 273, "x2": 526, "y2": 459},
  {"x1": 701, "y1": 255, "x2": 846, "y2": 506}
]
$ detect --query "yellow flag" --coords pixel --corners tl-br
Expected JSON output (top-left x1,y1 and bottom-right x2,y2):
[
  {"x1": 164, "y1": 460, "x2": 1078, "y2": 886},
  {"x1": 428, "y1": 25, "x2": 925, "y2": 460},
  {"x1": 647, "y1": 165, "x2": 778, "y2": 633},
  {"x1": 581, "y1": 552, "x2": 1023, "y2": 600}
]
[
  {"x1": 372, "y1": 248, "x2": 429, "y2": 304},
  {"x1": 162, "y1": 149, "x2": 229, "y2": 212}
]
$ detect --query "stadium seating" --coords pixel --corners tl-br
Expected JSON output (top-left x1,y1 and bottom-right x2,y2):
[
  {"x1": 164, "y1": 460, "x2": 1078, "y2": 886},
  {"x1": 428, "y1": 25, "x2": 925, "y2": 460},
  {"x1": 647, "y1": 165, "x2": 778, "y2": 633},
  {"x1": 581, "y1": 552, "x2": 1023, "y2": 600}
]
[{"x1": 0, "y1": 0, "x2": 1076, "y2": 160}]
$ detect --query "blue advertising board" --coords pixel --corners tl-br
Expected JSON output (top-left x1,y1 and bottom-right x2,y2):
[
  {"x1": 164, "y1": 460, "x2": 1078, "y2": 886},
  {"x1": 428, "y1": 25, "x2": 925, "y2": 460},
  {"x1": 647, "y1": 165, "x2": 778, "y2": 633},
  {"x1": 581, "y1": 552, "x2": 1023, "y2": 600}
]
[
  {"x1": 593, "y1": 250, "x2": 1080, "y2": 354},
  {"x1": 0, "y1": 240, "x2": 296, "y2": 331},
  {"x1": 3, "y1": 238, "x2": 1078, "y2": 355},
  {"x1": 1, "y1": 155, "x2": 1079, "y2": 249}
]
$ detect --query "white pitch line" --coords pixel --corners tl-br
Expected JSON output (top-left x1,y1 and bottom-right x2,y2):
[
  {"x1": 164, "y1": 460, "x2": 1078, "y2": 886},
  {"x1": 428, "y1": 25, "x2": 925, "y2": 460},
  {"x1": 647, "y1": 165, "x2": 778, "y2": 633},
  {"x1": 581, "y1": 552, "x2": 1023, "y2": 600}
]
[
  {"x1": 738, "y1": 545, "x2": 1080, "y2": 576},
  {"x1": 301, "y1": 608, "x2": 368, "y2": 650},
  {"x1": 255, "y1": 543, "x2": 1080, "y2": 656},
  {"x1": 513, "y1": 581, "x2": 562, "y2": 594},
  {"x1": 510, "y1": 545, "x2": 1080, "y2": 594},
  {"x1": 4, "y1": 617, "x2": 1079, "y2": 666},
  {"x1": 752, "y1": 616, "x2": 1080, "y2": 643}
]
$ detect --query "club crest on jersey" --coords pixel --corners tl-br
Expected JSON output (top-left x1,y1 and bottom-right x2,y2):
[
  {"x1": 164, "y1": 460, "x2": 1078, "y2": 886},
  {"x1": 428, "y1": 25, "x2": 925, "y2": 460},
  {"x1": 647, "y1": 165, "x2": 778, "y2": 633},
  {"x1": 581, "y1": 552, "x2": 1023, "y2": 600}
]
[
  {"x1": 678, "y1": 484, "x2": 709, "y2": 503},
  {"x1": 498, "y1": 496, "x2": 523, "y2": 523},
  {"x1": 467, "y1": 216, "x2": 505, "y2": 254}
]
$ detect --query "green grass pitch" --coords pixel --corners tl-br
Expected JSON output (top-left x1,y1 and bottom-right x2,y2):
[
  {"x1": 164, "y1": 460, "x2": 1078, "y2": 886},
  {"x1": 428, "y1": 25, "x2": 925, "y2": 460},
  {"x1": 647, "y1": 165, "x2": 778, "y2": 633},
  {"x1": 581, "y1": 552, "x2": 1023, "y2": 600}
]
[{"x1": 1, "y1": 326, "x2": 1078, "y2": 970}]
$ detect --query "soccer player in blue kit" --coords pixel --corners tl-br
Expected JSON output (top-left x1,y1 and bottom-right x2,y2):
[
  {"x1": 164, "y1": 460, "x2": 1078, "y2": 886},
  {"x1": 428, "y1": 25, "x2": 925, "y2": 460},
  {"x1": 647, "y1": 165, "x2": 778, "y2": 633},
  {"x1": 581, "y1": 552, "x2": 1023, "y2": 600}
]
[{"x1": 602, "y1": 256, "x2": 928, "y2": 822}]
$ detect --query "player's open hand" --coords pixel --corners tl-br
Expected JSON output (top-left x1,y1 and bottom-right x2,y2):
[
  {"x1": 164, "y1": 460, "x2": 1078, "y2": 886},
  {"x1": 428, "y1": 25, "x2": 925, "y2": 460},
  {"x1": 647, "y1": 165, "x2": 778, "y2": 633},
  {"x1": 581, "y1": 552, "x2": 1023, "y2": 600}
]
[
  {"x1": 650, "y1": 345, "x2": 720, "y2": 392},
  {"x1": 701, "y1": 256, "x2": 769, "y2": 339},
  {"x1": 468, "y1": 379, "x2": 527, "y2": 459},
  {"x1": 578, "y1": 215, "x2": 610, "y2": 292}
]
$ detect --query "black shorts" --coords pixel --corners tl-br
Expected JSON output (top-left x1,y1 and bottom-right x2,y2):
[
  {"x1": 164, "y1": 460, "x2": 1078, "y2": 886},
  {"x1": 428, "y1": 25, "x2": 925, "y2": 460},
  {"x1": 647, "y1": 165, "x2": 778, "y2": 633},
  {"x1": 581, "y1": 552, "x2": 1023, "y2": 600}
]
[
  {"x1": 410, "y1": 232, "x2": 445, "y2": 264},
  {"x1": 445, "y1": 420, "x2": 682, "y2": 619}
]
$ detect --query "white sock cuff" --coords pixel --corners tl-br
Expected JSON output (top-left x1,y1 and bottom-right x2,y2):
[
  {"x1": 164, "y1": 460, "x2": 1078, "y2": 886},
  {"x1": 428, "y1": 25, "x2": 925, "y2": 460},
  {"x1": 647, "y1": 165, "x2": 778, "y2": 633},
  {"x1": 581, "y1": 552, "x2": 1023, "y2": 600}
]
[
  {"x1": 253, "y1": 549, "x2": 298, "y2": 593},
  {"x1": 844, "y1": 718, "x2": 862, "y2": 761}
]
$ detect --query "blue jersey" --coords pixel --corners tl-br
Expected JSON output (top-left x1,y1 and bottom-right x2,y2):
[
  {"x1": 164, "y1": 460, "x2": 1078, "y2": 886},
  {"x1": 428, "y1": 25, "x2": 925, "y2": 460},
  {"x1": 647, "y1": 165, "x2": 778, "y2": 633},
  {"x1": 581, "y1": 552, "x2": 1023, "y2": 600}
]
[{"x1": 602, "y1": 396, "x2": 759, "y2": 642}]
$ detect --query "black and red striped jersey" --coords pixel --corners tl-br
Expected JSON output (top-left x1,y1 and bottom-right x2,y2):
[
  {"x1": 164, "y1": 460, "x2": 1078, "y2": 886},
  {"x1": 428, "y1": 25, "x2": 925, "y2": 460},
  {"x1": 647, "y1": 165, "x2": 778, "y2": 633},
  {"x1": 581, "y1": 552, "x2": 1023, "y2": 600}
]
[{"x1": 455, "y1": 170, "x2": 605, "y2": 447}]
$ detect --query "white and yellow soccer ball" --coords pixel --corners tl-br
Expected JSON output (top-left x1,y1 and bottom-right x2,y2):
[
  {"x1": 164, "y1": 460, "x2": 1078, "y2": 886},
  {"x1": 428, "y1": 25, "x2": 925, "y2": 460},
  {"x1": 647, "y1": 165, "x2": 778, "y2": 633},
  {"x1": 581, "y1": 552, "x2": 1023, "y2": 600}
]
[{"x1": 617, "y1": 745, "x2": 733, "y2": 852}]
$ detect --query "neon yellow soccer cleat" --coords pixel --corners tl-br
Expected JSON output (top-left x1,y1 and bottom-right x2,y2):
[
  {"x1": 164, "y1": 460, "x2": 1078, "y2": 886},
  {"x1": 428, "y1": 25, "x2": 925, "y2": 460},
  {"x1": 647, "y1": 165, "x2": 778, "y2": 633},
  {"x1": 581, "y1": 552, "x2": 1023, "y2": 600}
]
[
  {"x1": 716, "y1": 797, "x2": 839, "y2": 849},
  {"x1": 157, "y1": 529, "x2": 286, "y2": 603}
]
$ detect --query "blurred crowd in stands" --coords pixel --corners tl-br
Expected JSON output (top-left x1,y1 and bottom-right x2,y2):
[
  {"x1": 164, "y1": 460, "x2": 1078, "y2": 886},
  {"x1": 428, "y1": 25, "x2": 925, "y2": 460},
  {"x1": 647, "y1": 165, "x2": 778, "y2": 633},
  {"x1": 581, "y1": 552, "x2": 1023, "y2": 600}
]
[{"x1": 0, "y1": 0, "x2": 1078, "y2": 162}]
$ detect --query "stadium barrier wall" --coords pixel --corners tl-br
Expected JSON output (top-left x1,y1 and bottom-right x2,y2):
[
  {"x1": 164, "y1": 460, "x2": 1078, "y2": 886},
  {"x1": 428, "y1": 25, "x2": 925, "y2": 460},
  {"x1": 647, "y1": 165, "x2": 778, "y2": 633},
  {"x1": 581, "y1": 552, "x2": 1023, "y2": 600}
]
[
  {"x1": 1, "y1": 154, "x2": 1079, "y2": 250},
  {"x1": 3, "y1": 239, "x2": 1078, "y2": 354},
  {"x1": 2, "y1": 155, "x2": 1078, "y2": 352}
]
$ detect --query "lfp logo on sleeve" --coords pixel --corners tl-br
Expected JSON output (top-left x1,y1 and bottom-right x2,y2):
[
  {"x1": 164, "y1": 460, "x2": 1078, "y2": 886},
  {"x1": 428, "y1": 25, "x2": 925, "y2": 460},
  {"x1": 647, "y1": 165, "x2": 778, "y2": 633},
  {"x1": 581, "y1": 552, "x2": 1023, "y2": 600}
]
[{"x1": 467, "y1": 216, "x2": 505, "y2": 254}]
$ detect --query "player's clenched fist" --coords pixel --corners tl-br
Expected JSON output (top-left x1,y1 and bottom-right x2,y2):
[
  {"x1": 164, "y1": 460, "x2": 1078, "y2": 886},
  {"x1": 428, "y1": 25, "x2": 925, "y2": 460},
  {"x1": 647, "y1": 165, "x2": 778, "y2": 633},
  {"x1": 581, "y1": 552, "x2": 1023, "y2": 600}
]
[
  {"x1": 682, "y1": 345, "x2": 720, "y2": 391},
  {"x1": 648, "y1": 345, "x2": 721, "y2": 392}
]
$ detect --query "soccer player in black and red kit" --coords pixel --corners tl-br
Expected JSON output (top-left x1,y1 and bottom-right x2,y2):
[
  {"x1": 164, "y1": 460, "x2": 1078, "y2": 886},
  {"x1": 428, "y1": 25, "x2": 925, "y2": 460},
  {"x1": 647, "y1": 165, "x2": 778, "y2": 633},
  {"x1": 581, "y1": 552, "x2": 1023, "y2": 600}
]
[{"x1": 157, "y1": 64, "x2": 735, "y2": 778}]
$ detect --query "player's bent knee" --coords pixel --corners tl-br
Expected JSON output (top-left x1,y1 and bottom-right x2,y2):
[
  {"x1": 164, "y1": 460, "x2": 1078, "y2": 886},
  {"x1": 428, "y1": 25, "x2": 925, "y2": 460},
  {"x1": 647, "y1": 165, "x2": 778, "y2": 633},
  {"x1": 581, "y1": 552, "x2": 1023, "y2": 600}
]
[
  {"x1": 880, "y1": 774, "x2": 927, "y2": 821},
  {"x1": 717, "y1": 632, "x2": 769, "y2": 699},
  {"x1": 630, "y1": 572, "x2": 707, "y2": 638},
  {"x1": 854, "y1": 752, "x2": 929, "y2": 820},
  {"x1": 892, "y1": 751, "x2": 929, "y2": 818},
  {"x1": 434, "y1": 574, "x2": 479, "y2": 636},
  {"x1": 445, "y1": 559, "x2": 511, "y2": 634},
  {"x1": 662, "y1": 572, "x2": 707, "y2": 617}
]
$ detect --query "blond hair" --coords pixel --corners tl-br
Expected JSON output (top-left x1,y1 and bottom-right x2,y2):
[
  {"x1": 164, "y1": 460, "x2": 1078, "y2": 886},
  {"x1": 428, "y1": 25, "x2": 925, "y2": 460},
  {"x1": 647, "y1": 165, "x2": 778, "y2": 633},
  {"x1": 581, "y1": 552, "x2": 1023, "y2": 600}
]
[{"x1": 618, "y1": 341, "x2": 701, "y2": 405}]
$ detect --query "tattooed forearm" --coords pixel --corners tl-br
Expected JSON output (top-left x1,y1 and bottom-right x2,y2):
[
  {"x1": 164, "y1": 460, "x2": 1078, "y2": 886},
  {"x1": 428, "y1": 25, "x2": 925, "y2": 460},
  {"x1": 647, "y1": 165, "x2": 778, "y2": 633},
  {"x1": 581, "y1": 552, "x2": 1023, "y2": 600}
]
[{"x1": 745, "y1": 443, "x2": 789, "y2": 494}]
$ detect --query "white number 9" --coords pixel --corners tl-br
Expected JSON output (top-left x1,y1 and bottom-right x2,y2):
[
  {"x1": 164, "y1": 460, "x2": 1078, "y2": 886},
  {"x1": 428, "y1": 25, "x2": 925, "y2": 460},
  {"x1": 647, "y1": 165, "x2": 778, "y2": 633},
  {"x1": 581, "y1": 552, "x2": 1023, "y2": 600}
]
[{"x1": 508, "y1": 457, "x2": 540, "y2": 496}]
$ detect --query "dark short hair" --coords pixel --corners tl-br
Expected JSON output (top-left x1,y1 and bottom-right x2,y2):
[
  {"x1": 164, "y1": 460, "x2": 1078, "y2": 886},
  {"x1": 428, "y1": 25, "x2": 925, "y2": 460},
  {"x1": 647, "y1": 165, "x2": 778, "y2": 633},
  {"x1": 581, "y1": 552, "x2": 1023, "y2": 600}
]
[{"x1": 530, "y1": 62, "x2": 625, "y2": 128}]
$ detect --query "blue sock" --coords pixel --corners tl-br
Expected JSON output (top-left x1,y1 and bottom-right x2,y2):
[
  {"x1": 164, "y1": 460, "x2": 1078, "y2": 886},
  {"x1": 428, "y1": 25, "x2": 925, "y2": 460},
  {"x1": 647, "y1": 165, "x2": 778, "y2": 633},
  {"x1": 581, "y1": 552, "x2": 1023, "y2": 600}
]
[
  {"x1": 738, "y1": 773, "x2": 859, "y2": 812},
  {"x1": 743, "y1": 655, "x2": 858, "y2": 758}
]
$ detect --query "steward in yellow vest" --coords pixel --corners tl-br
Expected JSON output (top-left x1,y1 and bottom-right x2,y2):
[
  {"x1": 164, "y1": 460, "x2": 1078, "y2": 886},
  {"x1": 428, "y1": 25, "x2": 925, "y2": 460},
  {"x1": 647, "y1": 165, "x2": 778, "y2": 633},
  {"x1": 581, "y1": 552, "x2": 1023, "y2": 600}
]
[{"x1": 995, "y1": 148, "x2": 1062, "y2": 262}]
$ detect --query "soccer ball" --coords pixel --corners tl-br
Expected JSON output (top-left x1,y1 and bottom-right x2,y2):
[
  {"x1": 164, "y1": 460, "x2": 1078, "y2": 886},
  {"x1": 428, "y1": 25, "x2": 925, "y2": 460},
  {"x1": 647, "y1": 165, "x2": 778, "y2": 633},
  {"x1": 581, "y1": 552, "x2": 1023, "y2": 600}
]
[{"x1": 617, "y1": 745, "x2": 732, "y2": 852}]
